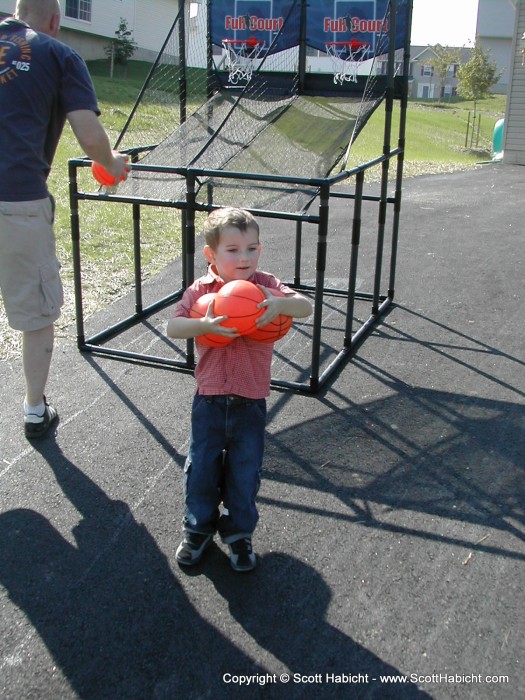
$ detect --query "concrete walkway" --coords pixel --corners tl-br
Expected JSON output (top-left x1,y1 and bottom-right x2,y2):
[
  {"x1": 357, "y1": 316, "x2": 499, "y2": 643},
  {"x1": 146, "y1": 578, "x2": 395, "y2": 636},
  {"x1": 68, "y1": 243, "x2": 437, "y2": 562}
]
[{"x1": 0, "y1": 164, "x2": 523, "y2": 699}]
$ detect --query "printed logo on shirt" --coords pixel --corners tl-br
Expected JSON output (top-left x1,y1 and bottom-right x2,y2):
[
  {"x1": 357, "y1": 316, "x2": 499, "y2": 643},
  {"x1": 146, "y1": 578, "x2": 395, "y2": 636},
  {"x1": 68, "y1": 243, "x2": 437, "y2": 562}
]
[{"x1": 0, "y1": 32, "x2": 32, "y2": 84}]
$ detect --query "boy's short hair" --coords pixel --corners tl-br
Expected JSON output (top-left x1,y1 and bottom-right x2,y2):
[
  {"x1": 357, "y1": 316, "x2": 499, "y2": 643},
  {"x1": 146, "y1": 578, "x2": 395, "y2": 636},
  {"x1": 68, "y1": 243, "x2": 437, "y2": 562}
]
[{"x1": 204, "y1": 207, "x2": 259, "y2": 250}]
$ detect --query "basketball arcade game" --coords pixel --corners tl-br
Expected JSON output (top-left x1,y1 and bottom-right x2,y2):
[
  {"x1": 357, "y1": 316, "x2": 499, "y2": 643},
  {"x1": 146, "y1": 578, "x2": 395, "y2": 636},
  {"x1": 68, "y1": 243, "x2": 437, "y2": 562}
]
[{"x1": 69, "y1": 0, "x2": 413, "y2": 393}]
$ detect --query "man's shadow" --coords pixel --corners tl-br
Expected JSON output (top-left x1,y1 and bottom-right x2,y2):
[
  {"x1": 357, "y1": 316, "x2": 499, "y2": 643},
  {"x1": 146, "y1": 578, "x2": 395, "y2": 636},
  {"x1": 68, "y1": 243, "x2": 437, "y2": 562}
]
[
  {"x1": 0, "y1": 440, "x2": 262, "y2": 699},
  {"x1": 206, "y1": 552, "x2": 431, "y2": 699}
]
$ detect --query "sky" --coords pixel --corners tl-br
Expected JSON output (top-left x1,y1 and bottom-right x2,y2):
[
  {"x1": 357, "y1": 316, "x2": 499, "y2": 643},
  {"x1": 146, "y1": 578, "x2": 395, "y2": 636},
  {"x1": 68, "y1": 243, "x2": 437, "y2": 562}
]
[{"x1": 410, "y1": 0, "x2": 479, "y2": 47}]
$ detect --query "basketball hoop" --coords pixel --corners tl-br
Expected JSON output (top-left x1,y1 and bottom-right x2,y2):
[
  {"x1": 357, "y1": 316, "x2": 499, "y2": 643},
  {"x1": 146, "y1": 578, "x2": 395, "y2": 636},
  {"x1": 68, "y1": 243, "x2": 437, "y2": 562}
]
[
  {"x1": 222, "y1": 38, "x2": 265, "y2": 85},
  {"x1": 325, "y1": 40, "x2": 370, "y2": 85}
]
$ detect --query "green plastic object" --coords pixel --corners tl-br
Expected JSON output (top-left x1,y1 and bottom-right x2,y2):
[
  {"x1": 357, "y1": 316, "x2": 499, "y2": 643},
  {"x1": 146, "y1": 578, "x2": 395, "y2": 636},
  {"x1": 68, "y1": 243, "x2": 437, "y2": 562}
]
[{"x1": 493, "y1": 118, "x2": 504, "y2": 157}]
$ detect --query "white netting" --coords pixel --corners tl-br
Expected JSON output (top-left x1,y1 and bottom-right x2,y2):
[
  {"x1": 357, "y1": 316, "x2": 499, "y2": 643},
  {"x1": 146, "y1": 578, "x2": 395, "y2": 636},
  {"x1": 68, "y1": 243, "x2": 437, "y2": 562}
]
[
  {"x1": 326, "y1": 41, "x2": 370, "y2": 85},
  {"x1": 115, "y1": 2, "x2": 209, "y2": 154},
  {"x1": 111, "y1": 0, "x2": 401, "y2": 212},
  {"x1": 222, "y1": 40, "x2": 266, "y2": 85}
]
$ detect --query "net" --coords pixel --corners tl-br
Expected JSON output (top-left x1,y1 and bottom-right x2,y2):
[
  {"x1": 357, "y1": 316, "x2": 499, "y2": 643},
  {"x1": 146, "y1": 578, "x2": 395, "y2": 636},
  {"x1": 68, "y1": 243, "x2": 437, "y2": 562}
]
[
  {"x1": 113, "y1": 0, "x2": 401, "y2": 213},
  {"x1": 326, "y1": 41, "x2": 370, "y2": 85},
  {"x1": 115, "y1": 2, "x2": 211, "y2": 154},
  {"x1": 343, "y1": 2, "x2": 406, "y2": 169},
  {"x1": 222, "y1": 39, "x2": 266, "y2": 85}
]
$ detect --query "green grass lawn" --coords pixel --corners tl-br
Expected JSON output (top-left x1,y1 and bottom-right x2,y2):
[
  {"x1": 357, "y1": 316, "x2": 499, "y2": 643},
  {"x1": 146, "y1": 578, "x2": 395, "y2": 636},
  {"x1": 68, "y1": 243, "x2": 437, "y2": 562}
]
[
  {"x1": 346, "y1": 95, "x2": 506, "y2": 173},
  {"x1": 0, "y1": 59, "x2": 507, "y2": 359}
]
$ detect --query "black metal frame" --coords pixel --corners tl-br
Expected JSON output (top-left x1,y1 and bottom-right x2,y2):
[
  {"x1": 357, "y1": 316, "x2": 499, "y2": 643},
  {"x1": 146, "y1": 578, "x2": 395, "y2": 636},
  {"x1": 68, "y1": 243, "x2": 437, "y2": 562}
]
[{"x1": 68, "y1": 0, "x2": 413, "y2": 394}]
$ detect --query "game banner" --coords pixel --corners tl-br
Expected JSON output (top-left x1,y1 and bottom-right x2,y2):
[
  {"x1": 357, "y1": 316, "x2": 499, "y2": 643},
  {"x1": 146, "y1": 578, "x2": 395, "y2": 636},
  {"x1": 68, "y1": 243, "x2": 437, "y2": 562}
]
[
  {"x1": 307, "y1": 1, "x2": 409, "y2": 53},
  {"x1": 209, "y1": 0, "x2": 410, "y2": 55},
  {"x1": 210, "y1": 0, "x2": 300, "y2": 53}
]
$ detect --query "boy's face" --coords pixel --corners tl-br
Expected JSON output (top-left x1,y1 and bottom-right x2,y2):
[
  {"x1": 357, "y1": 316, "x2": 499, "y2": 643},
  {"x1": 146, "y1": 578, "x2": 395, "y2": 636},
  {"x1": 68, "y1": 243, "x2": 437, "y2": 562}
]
[{"x1": 204, "y1": 225, "x2": 261, "y2": 283}]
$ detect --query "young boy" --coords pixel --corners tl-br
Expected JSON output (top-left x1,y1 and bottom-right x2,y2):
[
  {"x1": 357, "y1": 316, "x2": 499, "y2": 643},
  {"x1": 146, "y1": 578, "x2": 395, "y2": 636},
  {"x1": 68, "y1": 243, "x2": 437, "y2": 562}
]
[{"x1": 167, "y1": 207, "x2": 312, "y2": 572}]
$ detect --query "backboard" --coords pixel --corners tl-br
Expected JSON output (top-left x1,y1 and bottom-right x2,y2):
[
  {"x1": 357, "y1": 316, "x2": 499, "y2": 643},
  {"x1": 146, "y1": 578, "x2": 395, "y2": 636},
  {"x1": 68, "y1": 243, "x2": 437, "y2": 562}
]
[
  {"x1": 212, "y1": 0, "x2": 297, "y2": 53},
  {"x1": 211, "y1": 0, "x2": 409, "y2": 57},
  {"x1": 308, "y1": 0, "x2": 408, "y2": 55}
]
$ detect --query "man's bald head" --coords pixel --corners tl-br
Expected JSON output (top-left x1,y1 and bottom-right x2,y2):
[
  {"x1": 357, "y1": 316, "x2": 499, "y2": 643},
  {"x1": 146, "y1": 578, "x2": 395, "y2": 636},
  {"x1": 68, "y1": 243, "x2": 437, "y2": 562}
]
[{"x1": 15, "y1": 0, "x2": 61, "y2": 37}]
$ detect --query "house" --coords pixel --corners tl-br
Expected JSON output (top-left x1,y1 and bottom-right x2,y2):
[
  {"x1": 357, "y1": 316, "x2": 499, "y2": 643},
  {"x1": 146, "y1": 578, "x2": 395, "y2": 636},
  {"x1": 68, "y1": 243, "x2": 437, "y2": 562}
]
[
  {"x1": 502, "y1": 0, "x2": 525, "y2": 164},
  {"x1": 377, "y1": 45, "x2": 472, "y2": 99},
  {"x1": 476, "y1": 0, "x2": 517, "y2": 93},
  {"x1": 0, "y1": 0, "x2": 179, "y2": 61}
]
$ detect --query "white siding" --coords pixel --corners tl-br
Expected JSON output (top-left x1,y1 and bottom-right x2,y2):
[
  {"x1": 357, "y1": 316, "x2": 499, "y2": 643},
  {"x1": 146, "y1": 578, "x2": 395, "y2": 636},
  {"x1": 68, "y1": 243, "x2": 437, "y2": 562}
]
[
  {"x1": 0, "y1": 1, "x2": 15, "y2": 17},
  {"x1": 476, "y1": 0, "x2": 516, "y2": 37},
  {"x1": 60, "y1": 0, "x2": 180, "y2": 59},
  {"x1": 479, "y1": 37, "x2": 512, "y2": 91},
  {"x1": 60, "y1": 0, "x2": 136, "y2": 40},
  {"x1": 0, "y1": 0, "x2": 179, "y2": 57},
  {"x1": 476, "y1": 0, "x2": 516, "y2": 94},
  {"x1": 503, "y1": 0, "x2": 525, "y2": 164},
  {"x1": 134, "y1": 0, "x2": 179, "y2": 54}
]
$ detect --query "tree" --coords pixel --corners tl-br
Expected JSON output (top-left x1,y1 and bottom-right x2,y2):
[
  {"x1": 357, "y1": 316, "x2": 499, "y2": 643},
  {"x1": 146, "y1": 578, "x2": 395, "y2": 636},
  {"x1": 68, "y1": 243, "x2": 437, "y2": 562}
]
[
  {"x1": 105, "y1": 18, "x2": 137, "y2": 73},
  {"x1": 457, "y1": 43, "x2": 502, "y2": 149},
  {"x1": 456, "y1": 43, "x2": 502, "y2": 103},
  {"x1": 426, "y1": 44, "x2": 462, "y2": 102}
]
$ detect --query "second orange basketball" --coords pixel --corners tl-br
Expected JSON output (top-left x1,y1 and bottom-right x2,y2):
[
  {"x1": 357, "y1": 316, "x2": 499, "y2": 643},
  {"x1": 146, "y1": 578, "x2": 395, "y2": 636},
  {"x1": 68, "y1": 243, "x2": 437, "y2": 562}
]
[{"x1": 214, "y1": 280, "x2": 266, "y2": 336}]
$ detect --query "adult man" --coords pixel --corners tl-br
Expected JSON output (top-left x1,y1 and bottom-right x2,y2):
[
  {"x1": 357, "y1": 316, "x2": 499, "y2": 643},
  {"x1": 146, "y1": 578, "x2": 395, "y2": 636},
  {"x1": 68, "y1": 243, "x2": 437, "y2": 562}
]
[{"x1": 0, "y1": 0, "x2": 128, "y2": 438}]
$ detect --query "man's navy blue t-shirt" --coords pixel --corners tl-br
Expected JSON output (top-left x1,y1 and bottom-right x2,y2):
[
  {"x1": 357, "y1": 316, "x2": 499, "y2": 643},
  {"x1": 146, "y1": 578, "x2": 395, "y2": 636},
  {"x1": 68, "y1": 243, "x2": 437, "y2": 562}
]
[{"x1": 0, "y1": 18, "x2": 100, "y2": 201}]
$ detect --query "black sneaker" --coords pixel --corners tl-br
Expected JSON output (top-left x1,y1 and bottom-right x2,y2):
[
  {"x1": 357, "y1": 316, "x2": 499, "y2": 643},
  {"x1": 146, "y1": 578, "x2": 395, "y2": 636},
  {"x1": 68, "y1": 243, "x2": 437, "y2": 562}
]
[
  {"x1": 228, "y1": 537, "x2": 256, "y2": 572},
  {"x1": 176, "y1": 531, "x2": 213, "y2": 566},
  {"x1": 24, "y1": 398, "x2": 58, "y2": 440}
]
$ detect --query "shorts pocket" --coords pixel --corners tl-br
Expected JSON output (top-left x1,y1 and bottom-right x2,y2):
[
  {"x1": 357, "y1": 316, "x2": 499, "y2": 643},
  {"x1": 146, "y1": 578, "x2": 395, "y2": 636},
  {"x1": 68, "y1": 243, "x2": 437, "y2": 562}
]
[
  {"x1": 39, "y1": 259, "x2": 64, "y2": 317},
  {"x1": 0, "y1": 200, "x2": 47, "y2": 217}
]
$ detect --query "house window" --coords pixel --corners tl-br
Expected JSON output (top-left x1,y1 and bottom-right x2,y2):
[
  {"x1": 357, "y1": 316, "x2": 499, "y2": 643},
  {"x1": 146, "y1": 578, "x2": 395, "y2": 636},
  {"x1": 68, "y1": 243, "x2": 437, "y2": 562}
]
[
  {"x1": 422, "y1": 64, "x2": 433, "y2": 77},
  {"x1": 65, "y1": 0, "x2": 92, "y2": 22}
]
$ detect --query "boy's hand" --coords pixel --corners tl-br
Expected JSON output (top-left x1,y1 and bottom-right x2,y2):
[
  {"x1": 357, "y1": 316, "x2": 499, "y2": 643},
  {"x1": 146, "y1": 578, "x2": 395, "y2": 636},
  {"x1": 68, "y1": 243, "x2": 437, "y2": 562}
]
[
  {"x1": 255, "y1": 285, "x2": 313, "y2": 326},
  {"x1": 255, "y1": 286, "x2": 283, "y2": 327},
  {"x1": 200, "y1": 298, "x2": 239, "y2": 338}
]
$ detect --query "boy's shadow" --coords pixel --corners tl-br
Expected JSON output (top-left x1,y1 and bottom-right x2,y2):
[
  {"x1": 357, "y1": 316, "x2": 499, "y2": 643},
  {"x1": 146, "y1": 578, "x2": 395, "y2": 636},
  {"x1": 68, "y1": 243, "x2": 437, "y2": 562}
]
[
  {"x1": 207, "y1": 553, "x2": 431, "y2": 699},
  {"x1": 0, "y1": 440, "x2": 262, "y2": 699}
]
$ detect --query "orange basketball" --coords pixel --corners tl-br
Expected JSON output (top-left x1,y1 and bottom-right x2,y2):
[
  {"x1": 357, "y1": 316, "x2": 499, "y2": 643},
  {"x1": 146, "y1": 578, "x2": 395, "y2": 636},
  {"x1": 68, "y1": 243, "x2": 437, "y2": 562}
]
[
  {"x1": 214, "y1": 280, "x2": 265, "y2": 336},
  {"x1": 91, "y1": 160, "x2": 127, "y2": 186},
  {"x1": 189, "y1": 293, "x2": 233, "y2": 348},
  {"x1": 247, "y1": 288, "x2": 293, "y2": 343}
]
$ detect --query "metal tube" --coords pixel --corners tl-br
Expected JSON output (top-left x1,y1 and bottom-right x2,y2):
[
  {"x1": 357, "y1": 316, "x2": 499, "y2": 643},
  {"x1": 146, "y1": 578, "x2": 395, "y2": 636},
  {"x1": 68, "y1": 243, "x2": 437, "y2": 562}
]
[
  {"x1": 345, "y1": 170, "x2": 365, "y2": 344},
  {"x1": 178, "y1": 0, "x2": 187, "y2": 124},
  {"x1": 181, "y1": 209, "x2": 187, "y2": 288},
  {"x1": 133, "y1": 203, "x2": 143, "y2": 313},
  {"x1": 298, "y1": 0, "x2": 307, "y2": 93},
  {"x1": 389, "y1": 0, "x2": 413, "y2": 299},
  {"x1": 372, "y1": 0, "x2": 397, "y2": 315},
  {"x1": 294, "y1": 220, "x2": 303, "y2": 286},
  {"x1": 184, "y1": 173, "x2": 197, "y2": 368},
  {"x1": 114, "y1": 5, "x2": 184, "y2": 149},
  {"x1": 310, "y1": 183, "x2": 330, "y2": 392},
  {"x1": 206, "y1": 0, "x2": 215, "y2": 100},
  {"x1": 68, "y1": 160, "x2": 85, "y2": 347},
  {"x1": 84, "y1": 290, "x2": 184, "y2": 346}
]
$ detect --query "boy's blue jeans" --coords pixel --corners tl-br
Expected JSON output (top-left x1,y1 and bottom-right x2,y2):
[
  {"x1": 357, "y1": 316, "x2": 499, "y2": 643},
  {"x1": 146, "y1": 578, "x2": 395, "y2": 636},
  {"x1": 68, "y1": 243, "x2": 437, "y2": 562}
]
[{"x1": 183, "y1": 394, "x2": 266, "y2": 543}]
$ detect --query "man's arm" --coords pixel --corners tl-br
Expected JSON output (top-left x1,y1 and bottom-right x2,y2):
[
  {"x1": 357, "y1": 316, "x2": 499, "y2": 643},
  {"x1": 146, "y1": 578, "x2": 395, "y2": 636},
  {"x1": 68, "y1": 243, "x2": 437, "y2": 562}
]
[{"x1": 67, "y1": 109, "x2": 128, "y2": 181}]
